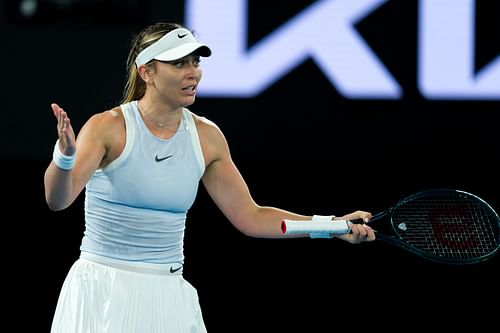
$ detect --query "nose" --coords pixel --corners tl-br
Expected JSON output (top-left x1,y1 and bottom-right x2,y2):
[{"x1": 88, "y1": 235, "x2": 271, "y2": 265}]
[{"x1": 185, "y1": 61, "x2": 200, "y2": 78}]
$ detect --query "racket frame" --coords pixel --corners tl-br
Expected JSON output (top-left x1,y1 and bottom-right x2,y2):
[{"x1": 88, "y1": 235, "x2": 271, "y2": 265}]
[{"x1": 359, "y1": 189, "x2": 500, "y2": 265}]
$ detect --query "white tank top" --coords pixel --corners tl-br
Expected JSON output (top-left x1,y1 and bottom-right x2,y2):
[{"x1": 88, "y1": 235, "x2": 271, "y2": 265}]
[{"x1": 81, "y1": 101, "x2": 205, "y2": 264}]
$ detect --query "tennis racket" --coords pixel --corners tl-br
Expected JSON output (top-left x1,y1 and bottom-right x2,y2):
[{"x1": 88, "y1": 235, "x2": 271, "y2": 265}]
[{"x1": 282, "y1": 189, "x2": 500, "y2": 265}]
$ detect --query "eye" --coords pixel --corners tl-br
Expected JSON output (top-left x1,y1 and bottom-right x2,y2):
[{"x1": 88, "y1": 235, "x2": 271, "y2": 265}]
[{"x1": 192, "y1": 57, "x2": 201, "y2": 66}]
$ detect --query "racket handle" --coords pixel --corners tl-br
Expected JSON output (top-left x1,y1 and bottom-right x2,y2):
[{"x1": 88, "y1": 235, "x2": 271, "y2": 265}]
[{"x1": 281, "y1": 219, "x2": 351, "y2": 237}]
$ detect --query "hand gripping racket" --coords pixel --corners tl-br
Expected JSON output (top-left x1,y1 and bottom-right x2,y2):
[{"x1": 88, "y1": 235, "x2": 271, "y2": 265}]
[{"x1": 282, "y1": 189, "x2": 500, "y2": 265}]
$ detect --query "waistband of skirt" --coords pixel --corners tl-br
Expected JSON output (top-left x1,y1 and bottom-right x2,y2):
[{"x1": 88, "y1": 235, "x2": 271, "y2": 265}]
[{"x1": 80, "y1": 252, "x2": 183, "y2": 276}]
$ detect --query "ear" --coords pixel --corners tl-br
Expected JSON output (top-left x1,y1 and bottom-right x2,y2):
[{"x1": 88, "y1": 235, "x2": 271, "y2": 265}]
[{"x1": 137, "y1": 64, "x2": 153, "y2": 83}]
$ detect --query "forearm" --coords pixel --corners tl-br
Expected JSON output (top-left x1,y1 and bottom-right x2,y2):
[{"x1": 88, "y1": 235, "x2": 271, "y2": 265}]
[
  {"x1": 44, "y1": 162, "x2": 76, "y2": 211},
  {"x1": 236, "y1": 205, "x2": 318, "y2": 239},
  {"x1": 238, "y1": 207, "x2": 374, "y2": 245}
]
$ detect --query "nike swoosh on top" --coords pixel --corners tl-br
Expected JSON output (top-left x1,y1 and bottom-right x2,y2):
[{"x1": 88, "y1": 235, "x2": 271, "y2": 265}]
[
  {"x1": 155, "y1": 155, "x2": 173, "y2": 162},
  {"x1": 177, "y1": 33, "x2": 188, "y2": 38},
  {"x1": 170, "y1": 266, "x2": 182, "y2": 273}
]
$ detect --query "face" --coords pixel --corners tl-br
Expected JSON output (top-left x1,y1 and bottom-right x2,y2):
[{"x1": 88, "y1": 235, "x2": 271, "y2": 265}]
[{"x1": 147, "y1": 54, "x2": 203, "y2": 109}]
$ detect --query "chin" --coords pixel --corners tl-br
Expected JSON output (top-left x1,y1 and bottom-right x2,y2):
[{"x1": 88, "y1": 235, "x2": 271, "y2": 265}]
[{"x1": 182, "y1": 97, "x2": 196, "y2": 107}]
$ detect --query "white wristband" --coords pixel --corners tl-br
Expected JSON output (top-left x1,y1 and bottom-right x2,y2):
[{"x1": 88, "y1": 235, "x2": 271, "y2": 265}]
[
  {"x1": 52, "y1": 139, "x2": 75, "y2": 170},
  {"x1": 312, "y1": 215, "x2": 335, "y2": 222},
  {"x1": 309, "y1": 215, "x2": 335, "y2": 239}
]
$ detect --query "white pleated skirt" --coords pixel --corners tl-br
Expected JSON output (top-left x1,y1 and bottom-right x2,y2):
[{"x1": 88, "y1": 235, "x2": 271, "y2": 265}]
[{"x1": 50, "y1": 252, "x2": 207, "y2": 333}]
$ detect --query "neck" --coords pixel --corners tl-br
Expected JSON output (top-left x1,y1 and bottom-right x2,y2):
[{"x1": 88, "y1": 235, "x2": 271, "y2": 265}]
[{"x1": 137, "y1": 100, "x2": 182, "y2": 130}]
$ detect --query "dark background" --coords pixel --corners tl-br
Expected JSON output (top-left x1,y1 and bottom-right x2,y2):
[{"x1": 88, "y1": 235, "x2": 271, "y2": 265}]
[{"x1": 3, "y1": 0, "x2": 499, "y2": 331}]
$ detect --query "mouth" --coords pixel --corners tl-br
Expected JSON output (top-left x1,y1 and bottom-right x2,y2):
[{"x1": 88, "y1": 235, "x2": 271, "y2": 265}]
[{"x1": 182, "y1": 85, "x2": 196, "y2": 94}]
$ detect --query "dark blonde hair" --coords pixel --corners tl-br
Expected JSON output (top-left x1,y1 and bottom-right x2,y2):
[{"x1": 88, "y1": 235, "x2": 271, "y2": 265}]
[{"x1": 122, "y1": 22, "x2": 183, "y2": 103}]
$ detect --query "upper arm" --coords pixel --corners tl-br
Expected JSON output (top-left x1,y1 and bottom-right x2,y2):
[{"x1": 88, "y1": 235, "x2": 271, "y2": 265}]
[
  {"x1": 72, "y1": 109, "x2": 124, "y2": 195},
  {"x1": 199, "y1": 120, "x2": 258, "y2": 233}
]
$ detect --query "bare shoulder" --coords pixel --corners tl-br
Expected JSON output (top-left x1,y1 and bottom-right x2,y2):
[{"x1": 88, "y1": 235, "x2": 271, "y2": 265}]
[
  {"x1": 78, "y1": 106, "x2": 125, "y2": 144},
  {"x1": 190, "y1": 111, "x2": 225, "y2": 142},
  {"x1": 189, "y1": 111, "x2": 230, "y2": 164},
  {"x1": 78, "y1": 106, "x2": 126, "y2": 164},
  {"x1": 86, "y1": 106, "x2": 124, "y2": 128},
  {"x1": 191, "y1": 111, "x2": 219, "y2": 129}
]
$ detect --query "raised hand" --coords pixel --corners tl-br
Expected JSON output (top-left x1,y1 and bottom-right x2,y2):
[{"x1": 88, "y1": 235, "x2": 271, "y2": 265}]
[{"x1": 51, "y1": 103, "x2": 76, "y2": 156}]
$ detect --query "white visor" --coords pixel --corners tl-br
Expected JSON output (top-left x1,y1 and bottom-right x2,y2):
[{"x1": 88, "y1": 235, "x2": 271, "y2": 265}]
[{"x1": 135, "y1": 28, "x2": 211, "y2": 67}]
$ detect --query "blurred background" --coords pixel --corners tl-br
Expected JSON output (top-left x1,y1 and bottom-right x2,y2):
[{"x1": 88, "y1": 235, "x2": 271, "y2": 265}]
[{"x1": 3, "y1": 0, "x2": 499, "y2": 331}]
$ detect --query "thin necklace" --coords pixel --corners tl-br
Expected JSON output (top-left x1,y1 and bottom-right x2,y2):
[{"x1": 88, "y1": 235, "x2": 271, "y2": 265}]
[
  {"x1": 138, "y1": 103, "x2": 166, "y2": 127},
  {"x1": 147, "y1": 114, "x2": 166, "y2": 127}
]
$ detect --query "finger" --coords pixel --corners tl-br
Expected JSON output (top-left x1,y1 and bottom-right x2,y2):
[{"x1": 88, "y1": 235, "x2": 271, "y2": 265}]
[
  {"x1": 363, "y1": 213, "x2": 372, "y2": 223},
  {"x1": 62, "y1": 117, "x2": 71, "y2": 135},
  {"x1": 52, "y1": 103, "x2": 63, "y2": 120},
  {"x1": 356, "y1": 224, "x2": 374, "y2": 242},
  {"x1": 63, "y1": 113, "x2": 70, "y2": 128},
  {"x1": 366, "y1": 229, "x2": 376, "y2": 241},
  {"x1": 55, "y1": 105, "x2": 63, "y2": 121},
  {"x1": 348, "y1": 224, "x2": 363, "y2": 243},
  {"x1": 57, "y1": 110, "x2": 63, "y2": 134},
  {"x1": 51, "y1": 103, "x2": 59, "y2": 117},
  {"x1": 59, "y1": 110, "x2": 70, "y2": 135},
  {"x1": 355, "y1": 225, "x2": 368, "y2": 239},
  {"x1": 343, "y1": 211, "x2": 372, "y2": 223}
]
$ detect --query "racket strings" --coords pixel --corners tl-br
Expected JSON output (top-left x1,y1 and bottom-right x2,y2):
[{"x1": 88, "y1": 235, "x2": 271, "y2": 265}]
[{"x1": 392, "y1": 194, "x2": 500, "y2": 260}]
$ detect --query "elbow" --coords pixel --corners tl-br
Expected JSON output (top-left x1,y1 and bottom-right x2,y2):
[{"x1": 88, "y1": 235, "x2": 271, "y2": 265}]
[
  {"x1": 234, "y1": 223, "x2": 262, "y2": 238},
  {"x1": 46, "y1": 200, "x2": 66, "y2": 212},
  {"x1": 239, "y1": 228, "x2": 258, "y2": 238},
  {"x1": 45, "y1": 194, "x2": 70, "y2": 211},
  {"x1": 229, "y1": 209, "x2": 266, "y2": 238}
]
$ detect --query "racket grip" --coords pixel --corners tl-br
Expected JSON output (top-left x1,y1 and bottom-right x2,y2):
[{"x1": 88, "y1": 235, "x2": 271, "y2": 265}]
[
  {"x1": 281, "y1": 219, "x2": 351, "y2": 237},
  {"x1": 349, "y1": 218, "x2": 365, "y2": 225}
]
